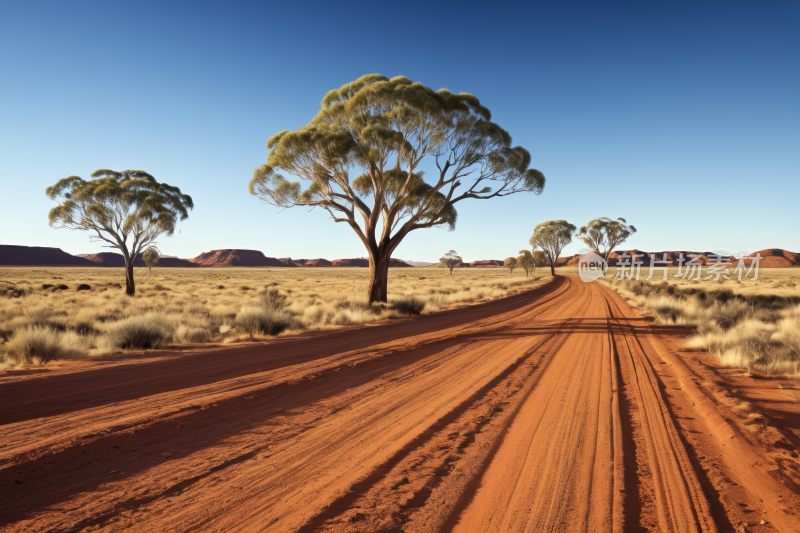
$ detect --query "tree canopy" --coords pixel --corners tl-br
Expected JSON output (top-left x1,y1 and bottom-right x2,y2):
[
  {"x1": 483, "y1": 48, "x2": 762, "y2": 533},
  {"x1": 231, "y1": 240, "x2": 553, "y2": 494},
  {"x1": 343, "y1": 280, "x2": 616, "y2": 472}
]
[
  {"x1": 576, "y1": 217, "x2": 637, "y2": 274},
  {"x1": 517, "y1": 249, "x2": 535, "y2": 276},
  {"x1": 46, "y1": 169, "x2": 192, "y2": 295},
  {"x1": 250, "y1": 74, "x2": 545, "y2": 302},
  {"x1": 529, "y1": 220, "x2": 577, "y2": 276},
  {"x1": 505, "y1": 256, "x2": 518, "y2": 274},
  {"x1": 143, "y1": 247, "x2": 161, "y2": 276},
  {"x1": 440, "y1": 250, "x2": 463, "y2": 275}
]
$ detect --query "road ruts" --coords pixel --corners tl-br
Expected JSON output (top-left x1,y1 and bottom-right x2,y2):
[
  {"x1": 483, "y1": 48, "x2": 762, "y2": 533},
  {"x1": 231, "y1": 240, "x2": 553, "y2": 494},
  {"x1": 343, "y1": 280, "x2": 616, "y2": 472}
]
[{"x1": 0, "y1": 276, "x2": 741, "y2": 532}]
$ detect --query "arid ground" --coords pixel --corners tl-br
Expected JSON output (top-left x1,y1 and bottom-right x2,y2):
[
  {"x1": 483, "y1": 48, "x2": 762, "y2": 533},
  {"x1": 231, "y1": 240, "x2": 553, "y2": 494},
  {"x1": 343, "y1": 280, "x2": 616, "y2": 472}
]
[{"x1": 2, "y1": 275, "x2": 799, "y2": 531}]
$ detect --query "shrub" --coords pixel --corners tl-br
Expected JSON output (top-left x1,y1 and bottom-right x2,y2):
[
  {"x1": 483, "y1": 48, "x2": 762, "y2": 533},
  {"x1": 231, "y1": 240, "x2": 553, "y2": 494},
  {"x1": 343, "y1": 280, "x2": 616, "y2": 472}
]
[
  {"x1": 235, "y1": 306, "x2": 295, "y2": 338},
  {"x1": 100, "y1": 315, "x2": 172, "y2": 350},
  {"x1": 42, "y1": 283, "x2": 54, "y2": 289},
  {"x1": 56, "y1": 284, "x2": 69, "y2": 290},
  {"x1": 1, "y1": 327, "x2": 83, "y2": 366},
  {"x1": 260, "y1": 288, "x2": 288, "y2": 310},
  {"x1": 391, "y1": 295, "x2": 426, "y2": 316},
  {"x1": 173, "y1": 325, "x2": 212, "y2": 344},
  {"x1": 77, "y1": 284, "x2": 91, "y2": 291}
]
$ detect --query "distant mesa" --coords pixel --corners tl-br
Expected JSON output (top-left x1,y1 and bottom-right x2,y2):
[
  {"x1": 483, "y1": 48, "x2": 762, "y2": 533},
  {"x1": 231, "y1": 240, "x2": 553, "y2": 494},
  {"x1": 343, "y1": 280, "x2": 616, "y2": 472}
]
[
  {"x1": 291, "y1": 258, "x2": 334, "y2": 267},
  {"x1": 81, "y1": 252, "x2": 198, "y2": 268},
  {"x1": 470, "y1": 260, "x2": 505, "y2": 268},
  {"x1": 330, "y1": 258, "x2": 412, "y2": 267},
  {"x1": 189, "y1": 249, "x2": 292, "y2": 267},
  {"x1": 0, "y1": 245, "x2": 98, "y2": 266}
]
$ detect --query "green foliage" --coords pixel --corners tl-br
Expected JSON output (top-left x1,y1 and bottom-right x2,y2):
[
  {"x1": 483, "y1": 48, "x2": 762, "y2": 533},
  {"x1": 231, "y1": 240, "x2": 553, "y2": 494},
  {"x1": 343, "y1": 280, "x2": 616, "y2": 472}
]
[
  {"x1": 249, "y1": 74, "x2": 546, "y2": 302},
  {"x1": 576, "y1": 217, "x2": 637, "y2": 262},
  {"x1": 504, "y1": 256, "x2": 518, "y2": 274},
  {"x1": 517, "y1": 250, "x2": 535, "y2": 276},
  {"x1": 143, "y1": 247, "x2": 161, "y2": 268},
  {"x1": 531, "y1": 250, "x2": 547, "y2": 267},
  {"x1": 529, "y1": 220, "x2": 577, "y2": 271}
]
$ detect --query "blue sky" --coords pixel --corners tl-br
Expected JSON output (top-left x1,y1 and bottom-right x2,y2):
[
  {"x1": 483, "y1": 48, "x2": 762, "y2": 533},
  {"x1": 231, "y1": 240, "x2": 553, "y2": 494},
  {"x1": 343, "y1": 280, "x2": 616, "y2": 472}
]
[{"x1": 1, "y1": 1, "x2": 797, "y2": 262}]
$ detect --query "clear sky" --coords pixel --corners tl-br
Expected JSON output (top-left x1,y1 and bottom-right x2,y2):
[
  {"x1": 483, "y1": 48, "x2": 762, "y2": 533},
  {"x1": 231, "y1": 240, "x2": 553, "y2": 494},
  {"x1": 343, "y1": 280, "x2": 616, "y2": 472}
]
[{"x1": 1, "y1": 1, "x2": 797, "y2": 262}]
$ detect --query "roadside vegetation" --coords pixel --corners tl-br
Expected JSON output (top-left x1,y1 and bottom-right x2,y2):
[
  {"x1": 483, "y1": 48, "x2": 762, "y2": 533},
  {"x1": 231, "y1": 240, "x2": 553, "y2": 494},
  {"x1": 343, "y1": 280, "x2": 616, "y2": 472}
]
[
  {"x1": 602, "y1": 269, "x2": 800, "y2": 378},
  {"x1": 0, "y1": 266, "x2": 548, "y2": 368}
]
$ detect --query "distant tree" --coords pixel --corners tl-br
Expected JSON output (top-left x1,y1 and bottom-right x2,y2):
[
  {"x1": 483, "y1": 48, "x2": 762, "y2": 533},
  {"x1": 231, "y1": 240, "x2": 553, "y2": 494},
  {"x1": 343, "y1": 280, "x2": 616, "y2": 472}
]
[
  {"x1": 249, "y1": 74, "x2": 545, "y2": 304},
  {"x1": 517, "y1": 250, "x2": 535, "y2": 277},
  {"x1": 576, "y1": 217, "x2": 637, "y2": 275},
  {"x1": 529, "y1": 220, "x2": 577, "y2": 276},
  {"x1": 504, "y1": 256, "x2": 518, "y2": 275},
  {"x1": 532, "y1": 250, "x2": 547, "y2": 272},
  {"x1": 46, "y1": 170, "x2": 192, "y2": 296},
  {"x1": 143, "y1": 247, "x2": 161, "y2": 277},
  {"x1": 440, "y1": 250, "x2": 463, "y2": 276}
]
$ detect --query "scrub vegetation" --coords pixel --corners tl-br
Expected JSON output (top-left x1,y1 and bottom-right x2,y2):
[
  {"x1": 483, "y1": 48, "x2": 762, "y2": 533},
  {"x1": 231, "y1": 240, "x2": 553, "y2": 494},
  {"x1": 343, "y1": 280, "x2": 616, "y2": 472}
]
[
  {"x1": 602, "y1": 268, "x2": 800, "y2": 377},
  {"x1": 0, "y1": 266, "x2": 548, "y2": 368}
]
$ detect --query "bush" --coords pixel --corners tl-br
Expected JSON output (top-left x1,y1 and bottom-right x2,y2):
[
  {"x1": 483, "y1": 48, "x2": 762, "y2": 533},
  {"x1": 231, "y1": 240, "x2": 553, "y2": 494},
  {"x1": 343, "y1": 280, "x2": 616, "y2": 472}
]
[
  {"x1": 42, "y1": 283, "x2": 54, "y2": 289},
  {"x1": 391, "y1": 295, "x2": 426, "y2": 316},
  {"x1": 235, "y1": 306, "x2": 295, "y2": 338},
  {"x1": 100, "y1": 315, "x2": 172, "y2": 350},
  {"x1": 56, "y1": 284, "x2": 69, "y2": 290},
  {"x1": 173, "y1": 325, "x2": 211, "y2": 344},
  {"x1": 77, "y1": 284, "x2": 91, "y2": 291},
  {"x1": 1, "y1": 327, "x2": 82, "y2": 366}
]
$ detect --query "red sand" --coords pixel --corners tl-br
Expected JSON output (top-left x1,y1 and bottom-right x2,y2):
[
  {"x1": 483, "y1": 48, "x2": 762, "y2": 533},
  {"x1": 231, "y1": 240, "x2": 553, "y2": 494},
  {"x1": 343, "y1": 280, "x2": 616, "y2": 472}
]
[{"x1": 2, "y1": 276, "x2": 798, "y2": 531}]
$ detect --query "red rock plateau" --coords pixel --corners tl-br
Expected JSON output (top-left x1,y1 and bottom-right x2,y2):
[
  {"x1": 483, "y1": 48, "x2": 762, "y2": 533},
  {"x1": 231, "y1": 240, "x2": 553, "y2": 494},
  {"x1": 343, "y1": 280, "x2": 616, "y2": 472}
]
[
  {"x1": 80, "y1": 252, "x2": 198, "y2": 268},
  {"x1": 469, "y1": 259, "x2": 505, "y2": 267},
  {"x1": 331, "y1": 258, "x2": 412, "y2": 267},
  {"x1": 0, "y1": 245, "x2": 98, "y2": 266},
  {"x1": 188, "y1": 249, "x2": 292, "y2": 267},
  {"x1": 2, "y1": 276, "x2": 799, "y2": 531},
  {"x1": 291, "y1": 258, "x2": 334, "y2": 267}
]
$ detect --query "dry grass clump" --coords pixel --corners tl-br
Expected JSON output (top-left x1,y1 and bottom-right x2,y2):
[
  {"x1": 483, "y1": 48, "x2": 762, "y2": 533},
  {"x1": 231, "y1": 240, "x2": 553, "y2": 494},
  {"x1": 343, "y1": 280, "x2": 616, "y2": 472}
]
[
  {"x1": 98, "y1": 314, "x2": 173, "y2": 351},
  {"x1": 607, "y1": 277, "x2": 800, "y2": 377},
  {"x1": 391, "y1": 295, "x2": 426, "y2": 316},
  {"x1": 0, "y1": 266, "x2": 549, "y2": 366},
  {"x1": 0, "y1": 327, "x2": 86, "y2": 367}
]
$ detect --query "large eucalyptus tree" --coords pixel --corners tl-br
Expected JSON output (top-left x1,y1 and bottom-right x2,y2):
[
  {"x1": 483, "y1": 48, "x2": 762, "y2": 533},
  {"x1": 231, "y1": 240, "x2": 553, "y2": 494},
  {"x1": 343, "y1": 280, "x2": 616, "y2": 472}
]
[
  {"x1": 250, "y1": 74, "x2": 546, "y2": 303},
  {"x1": 46, "y1": 169, "x2": 193, "y2": 296}
]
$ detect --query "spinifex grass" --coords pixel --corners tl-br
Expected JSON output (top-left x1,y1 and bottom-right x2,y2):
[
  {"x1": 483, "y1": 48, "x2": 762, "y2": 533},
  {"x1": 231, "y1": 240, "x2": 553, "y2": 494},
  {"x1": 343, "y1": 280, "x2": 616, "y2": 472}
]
[{"x1": 0, "y1": 266, "x2": 549, "y2": 367}]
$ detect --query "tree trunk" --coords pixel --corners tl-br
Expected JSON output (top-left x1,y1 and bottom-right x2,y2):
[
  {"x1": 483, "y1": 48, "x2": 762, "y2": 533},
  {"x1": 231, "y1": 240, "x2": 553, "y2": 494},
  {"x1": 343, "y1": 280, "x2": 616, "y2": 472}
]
[
  {"x1": 367, "y1": 252, "x2": 391, "y2": 304},
  {"x1": 449, "y1": 267, "x2": 453, "y2": 276},
  {"x1": 125, "y1": 263, "x2": 136, "y2": 296},
  {"x1": 550, "y1": 263, "x2": 555, "y2": 276}
]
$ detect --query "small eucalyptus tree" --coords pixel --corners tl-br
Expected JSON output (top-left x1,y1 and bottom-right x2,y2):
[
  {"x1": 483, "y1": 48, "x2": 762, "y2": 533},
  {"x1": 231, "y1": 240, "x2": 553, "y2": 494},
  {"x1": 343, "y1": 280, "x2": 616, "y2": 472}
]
[
  {"x1": 440, "y1": 250, "x2": 463, "y2": 275},
  {"x1": 143, "y1": 247, "x2": 161, "y2": 277},
  {"x1": 532, "y1": 250, "x2": 547, "y2": 271},
  {"x1": 529, "y1": 220, "x2": 577, "y2": 276},
  {"x1": 46, "y1": 170, "x2": 192, "y2": 296},
  {"x1": 505, "y1": 256, "x2": 518, "y2": 275},
  {"x1": 517, "y1": 250, "x2": 535, "y2": 277},
  {"x1": 576, "y1": 217, "x2": 637, "y2": 275},
  {"x1": 250, "y1": 74, "x2": 545, "y2": 303}
]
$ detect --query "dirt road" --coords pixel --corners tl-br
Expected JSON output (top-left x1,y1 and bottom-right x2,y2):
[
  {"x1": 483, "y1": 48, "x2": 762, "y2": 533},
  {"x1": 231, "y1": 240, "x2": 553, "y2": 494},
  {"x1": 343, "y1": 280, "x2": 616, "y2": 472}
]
[{"x1": 2, "y1": 276, "x2": 799, "y2": 532}]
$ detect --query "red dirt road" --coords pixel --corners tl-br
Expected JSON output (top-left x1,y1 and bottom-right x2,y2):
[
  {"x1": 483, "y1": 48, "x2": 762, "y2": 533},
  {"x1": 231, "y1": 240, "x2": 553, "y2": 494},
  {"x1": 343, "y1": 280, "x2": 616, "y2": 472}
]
[{"x1": 2, "y1": 276, "x2": 799, "y2": 532}]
